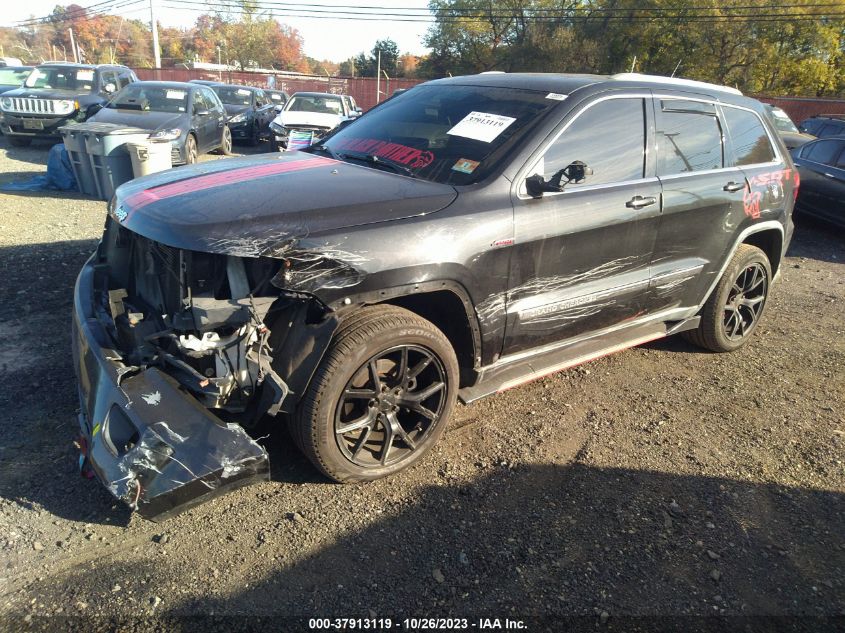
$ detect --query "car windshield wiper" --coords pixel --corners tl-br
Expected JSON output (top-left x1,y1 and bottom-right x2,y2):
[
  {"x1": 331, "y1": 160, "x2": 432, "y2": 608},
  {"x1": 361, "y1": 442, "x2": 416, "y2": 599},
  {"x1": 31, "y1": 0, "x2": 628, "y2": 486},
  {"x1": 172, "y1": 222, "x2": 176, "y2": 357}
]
[
  {"x1": 338, "y1": 151, "x2": 418, "y2": 178},
  {"x1": 308, "y1": 143, "x2": 342, "y2": 161}
]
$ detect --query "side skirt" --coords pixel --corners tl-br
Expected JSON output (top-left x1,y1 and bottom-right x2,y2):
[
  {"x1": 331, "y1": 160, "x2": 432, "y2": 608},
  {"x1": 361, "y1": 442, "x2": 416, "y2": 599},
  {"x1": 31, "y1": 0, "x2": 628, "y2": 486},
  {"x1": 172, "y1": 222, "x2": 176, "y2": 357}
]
[{"x1": 457, "y1": 316, "x2": 700, "y2": 404}]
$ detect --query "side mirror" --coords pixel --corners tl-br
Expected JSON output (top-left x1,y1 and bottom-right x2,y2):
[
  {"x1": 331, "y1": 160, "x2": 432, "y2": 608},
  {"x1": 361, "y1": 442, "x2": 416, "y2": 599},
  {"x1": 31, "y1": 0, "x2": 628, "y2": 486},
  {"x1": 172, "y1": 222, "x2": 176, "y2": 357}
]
[
  {"x1": 526, "y1": 161, "x2": 592, "y2": 198},
  {"x1": 104, "y1": 82, "x2": 117, "y2": 94},
  {"x1": 525, "y1": 174, "x2": 561, "y2": 198}
]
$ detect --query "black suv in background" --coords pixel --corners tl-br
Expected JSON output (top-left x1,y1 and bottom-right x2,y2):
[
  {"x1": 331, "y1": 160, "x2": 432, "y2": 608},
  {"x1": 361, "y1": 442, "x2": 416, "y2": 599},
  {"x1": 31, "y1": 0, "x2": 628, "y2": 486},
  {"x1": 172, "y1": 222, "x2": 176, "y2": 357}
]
[
  {"x1": 0, "y1": 62, "x2": 137, "y2": 146},
  {"x1": 73, "y1": 72, "x2": 795, "y2": 520},
  {"x1": 799, "y1": 114, "x2": 845, "y2": 138}
]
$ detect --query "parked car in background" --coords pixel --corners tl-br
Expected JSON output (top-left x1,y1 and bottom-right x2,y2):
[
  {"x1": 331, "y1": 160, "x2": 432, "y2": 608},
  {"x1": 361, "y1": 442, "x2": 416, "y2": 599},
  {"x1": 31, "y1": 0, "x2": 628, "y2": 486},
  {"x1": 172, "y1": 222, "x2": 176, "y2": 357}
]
[
  {"x1": 269, "y1": 91, "x2": 361, "y2": 150},
  {"x1": 266, "y1": 89, "x2": 289, "y2": 112},
  {"x1": 790, "y1": 137, "x2": 845, "y2": 228},
  {"x1": 75, "y1": 72, "x2": 795, "y2": 519},
  {"x1": 0, "y1": 57, "x2": 24, "y2": 67},
  {"x1": 210, "y1": 84, "x2": 275, "y2": 145},
  {"x1": 0, "y1": 62, "x2": 137, "y2": 146},
  {"x1": 0, "y1": 65, "x2": 33, "y2": 96},
  {"x1": 88, "y1": 81, "x2": 232, "y2": 164},
  {"x1": 799, "y1": 114, "x2": 845, "y2": 138},
  {"x1": 766, "y1": 104, "x2": 815, "y2": 151}
]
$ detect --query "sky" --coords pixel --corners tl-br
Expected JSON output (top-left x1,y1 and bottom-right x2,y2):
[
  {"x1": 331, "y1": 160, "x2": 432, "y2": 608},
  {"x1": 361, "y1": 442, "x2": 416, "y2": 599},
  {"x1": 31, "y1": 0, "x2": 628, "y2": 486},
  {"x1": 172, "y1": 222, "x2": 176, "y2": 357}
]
[{"x1": 3, "y1": 0, "x2": 434, "y2": 62}]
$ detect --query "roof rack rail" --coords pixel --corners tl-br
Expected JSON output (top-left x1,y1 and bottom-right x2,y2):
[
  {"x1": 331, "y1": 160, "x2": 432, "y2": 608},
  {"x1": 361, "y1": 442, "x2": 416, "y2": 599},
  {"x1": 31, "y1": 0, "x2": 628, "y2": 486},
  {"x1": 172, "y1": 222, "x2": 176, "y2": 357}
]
[
  {"x1": 611, "y1": 73, "x2": 743, "y2": 96},
  {"x1": 813, "y1": 113, "x2": 845, "y2": 120}
]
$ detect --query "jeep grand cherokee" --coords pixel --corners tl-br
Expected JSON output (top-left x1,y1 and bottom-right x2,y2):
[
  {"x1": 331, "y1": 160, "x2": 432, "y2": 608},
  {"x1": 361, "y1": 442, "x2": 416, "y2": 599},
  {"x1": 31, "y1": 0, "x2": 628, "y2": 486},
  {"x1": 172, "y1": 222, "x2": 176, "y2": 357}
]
[{"x1": 72, "y1": 72, "x2": 795, "y2": 520}]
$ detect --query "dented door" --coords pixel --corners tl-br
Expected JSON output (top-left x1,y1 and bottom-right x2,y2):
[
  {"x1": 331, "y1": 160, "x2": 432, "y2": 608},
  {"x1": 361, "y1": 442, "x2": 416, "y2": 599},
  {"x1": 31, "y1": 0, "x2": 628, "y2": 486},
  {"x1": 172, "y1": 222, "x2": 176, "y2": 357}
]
[{"x1": 503, "y1": 95, "x2": 660, "y2": 356}]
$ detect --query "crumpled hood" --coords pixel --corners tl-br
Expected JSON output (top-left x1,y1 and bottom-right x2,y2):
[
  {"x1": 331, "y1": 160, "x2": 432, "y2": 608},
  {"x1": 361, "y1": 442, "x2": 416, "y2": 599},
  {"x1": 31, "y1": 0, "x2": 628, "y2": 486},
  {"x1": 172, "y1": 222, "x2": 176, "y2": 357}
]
[
  {"x1": 273, "y1": 110, "x2": 343, "y2": 130},
  {"x1": 88, "y1": 107, "x2": 183, "y2": 132},
  {"x1": 112, "y1": 151, "x2": 458, "y2": 257}
]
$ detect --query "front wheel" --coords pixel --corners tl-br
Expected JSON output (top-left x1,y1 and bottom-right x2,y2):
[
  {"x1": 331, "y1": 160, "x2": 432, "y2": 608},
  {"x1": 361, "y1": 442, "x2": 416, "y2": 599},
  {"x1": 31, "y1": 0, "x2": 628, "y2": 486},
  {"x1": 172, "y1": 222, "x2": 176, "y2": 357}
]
[
  {"x1": 184, "y1": 134, "x2": 198, "y2": 164},
  {"x1": 291, "y1": 306, "x2": 458, "y2": 482},
  {"x1": 684, "y1": 244, "x2": 772, "y2": 352}
]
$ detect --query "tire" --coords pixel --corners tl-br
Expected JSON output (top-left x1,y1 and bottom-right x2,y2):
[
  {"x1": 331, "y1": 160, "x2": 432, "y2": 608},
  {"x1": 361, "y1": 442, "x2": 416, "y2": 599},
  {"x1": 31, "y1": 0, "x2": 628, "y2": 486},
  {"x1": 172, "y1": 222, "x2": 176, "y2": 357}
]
[
  {"x1": 8, "y1": 136, "x2": 32, "y2": 148},
  {"x1": 184, "y1": 134, "x2": 198, "y2": 164},
  {"x1": 684, "y1": 244, "x2": 772, "y2": 352},
  {"x1": 291, "y1": 305, "x2": 459, "y2": 482},
  {"x1": 213, "y1": 126, "x2": 233, "y2": 155}
]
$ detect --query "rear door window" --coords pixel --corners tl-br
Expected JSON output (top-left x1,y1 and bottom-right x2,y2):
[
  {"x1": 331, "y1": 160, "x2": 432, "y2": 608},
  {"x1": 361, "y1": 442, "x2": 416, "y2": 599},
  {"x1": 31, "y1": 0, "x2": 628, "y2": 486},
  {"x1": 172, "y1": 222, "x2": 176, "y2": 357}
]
[
  {"x1": 541, "y1": 97, "x2": 646, "y2": 187},
  {"x1": 723, "y1": 106, "x2": 776, "y2": 166},
  {"x1": 819, "y1": 123, "x2": 844, "y2": 136},
  {"x1": 656, "y1": 100, "x2": 723, "y2": 175},
  {"x1": 803, "y1": 140, "x2": 845, "y2": 165}
]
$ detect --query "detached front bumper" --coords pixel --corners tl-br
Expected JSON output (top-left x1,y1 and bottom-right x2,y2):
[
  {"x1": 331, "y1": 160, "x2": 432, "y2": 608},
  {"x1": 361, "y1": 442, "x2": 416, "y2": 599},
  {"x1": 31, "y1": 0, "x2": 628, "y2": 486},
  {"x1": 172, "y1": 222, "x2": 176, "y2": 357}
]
[{"x1": 72, "y1": 256, "x2": 270, "y2": 521}]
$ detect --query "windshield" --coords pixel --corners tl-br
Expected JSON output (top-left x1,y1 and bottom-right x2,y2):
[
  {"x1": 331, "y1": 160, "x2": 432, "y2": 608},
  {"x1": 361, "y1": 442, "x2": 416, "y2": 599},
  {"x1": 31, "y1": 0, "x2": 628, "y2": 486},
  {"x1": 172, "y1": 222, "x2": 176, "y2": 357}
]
[
  {"x1": 286, "y1": 95, "x2": 343, "y2": 115},
  {"x1": 25, "y1": 67, "x2": 95, "y2": 91},
  {"x1": 0, "y1": 68, "x2": 30, "y2": 86},
  {"x1": 268, "y1": 91, "x2": 287, "y2": 103},
  {"x1": 769, "y1": 107, "x2": 799, "y2": 133},
  {"x1": 314, "y1": 84, "x2": 561, "y2": 185},
  {"x1": 212, "y1": 86, "x2": 253, "y2": 106},
  {"x1": 107, "y1": 84, "x2": 188, "y2": 112}
]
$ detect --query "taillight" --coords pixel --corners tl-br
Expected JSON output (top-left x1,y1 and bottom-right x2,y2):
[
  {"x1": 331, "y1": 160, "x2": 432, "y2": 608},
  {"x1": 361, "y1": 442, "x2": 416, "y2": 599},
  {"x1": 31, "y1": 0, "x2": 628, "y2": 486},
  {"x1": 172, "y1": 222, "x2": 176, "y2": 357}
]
[{"x1": 793, "y1": 170, "x2": 800, "y2": 201}]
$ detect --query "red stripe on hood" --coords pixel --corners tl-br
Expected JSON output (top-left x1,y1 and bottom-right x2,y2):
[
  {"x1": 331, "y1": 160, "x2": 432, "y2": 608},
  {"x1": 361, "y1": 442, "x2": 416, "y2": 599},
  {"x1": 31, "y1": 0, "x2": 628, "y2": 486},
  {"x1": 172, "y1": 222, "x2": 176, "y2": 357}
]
[{"x1": 123, "y1": 156, "x2": 334, "y2": 214}]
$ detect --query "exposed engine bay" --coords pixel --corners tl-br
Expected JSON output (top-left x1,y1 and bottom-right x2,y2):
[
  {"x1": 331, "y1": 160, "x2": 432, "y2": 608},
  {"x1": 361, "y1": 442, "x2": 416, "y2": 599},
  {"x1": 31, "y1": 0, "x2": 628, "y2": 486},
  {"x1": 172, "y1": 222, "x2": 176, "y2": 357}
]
[{"x1": 99, "y1": 218, "x2": 300, "y2": 420}]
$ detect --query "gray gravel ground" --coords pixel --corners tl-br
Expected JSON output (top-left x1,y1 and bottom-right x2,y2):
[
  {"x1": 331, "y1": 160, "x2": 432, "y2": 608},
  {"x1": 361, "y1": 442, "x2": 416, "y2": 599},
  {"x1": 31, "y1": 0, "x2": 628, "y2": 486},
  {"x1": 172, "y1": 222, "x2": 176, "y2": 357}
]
[{"x1": 0, "y1": 136, "x2": 842, "y2": 632}]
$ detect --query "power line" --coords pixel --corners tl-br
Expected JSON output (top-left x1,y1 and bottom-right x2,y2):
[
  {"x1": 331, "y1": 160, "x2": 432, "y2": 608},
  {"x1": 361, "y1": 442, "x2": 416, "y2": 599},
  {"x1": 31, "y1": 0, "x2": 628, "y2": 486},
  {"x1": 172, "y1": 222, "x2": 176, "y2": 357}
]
[
  {"x1": 157, "y1": 0, "x2": 845, "y2": 12},
  {"x1": 14, "y1": 0, "x2": 146, "y2": 27},
  {"x1": 160, "y1": 0, "x2": 845, "y2": 19},
  {"x1": 159, "y1": 0, "x2": 845, "y2": 22}
]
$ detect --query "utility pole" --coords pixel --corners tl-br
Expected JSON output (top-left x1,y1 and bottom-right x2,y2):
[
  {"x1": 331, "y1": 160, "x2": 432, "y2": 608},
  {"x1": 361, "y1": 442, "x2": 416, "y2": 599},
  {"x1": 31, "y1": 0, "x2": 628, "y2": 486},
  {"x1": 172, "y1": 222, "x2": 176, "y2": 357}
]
[
  {"x1": 68, "y1": 28, "x2": 79, "y2": 63},
  {"x1": 376, "y1": 49, "x2": 381, "y2": 104},
  {"x1": 149, "y1": 0, "x2": 161, "y2": 74}
]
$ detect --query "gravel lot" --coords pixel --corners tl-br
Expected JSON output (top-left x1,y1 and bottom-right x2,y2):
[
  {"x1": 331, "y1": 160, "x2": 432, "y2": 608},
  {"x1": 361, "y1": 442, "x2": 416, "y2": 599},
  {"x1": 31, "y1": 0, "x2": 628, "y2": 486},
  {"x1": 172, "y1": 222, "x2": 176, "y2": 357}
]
[{"x1": 0, "y1": 136, "x2": 842, "y2": 632}]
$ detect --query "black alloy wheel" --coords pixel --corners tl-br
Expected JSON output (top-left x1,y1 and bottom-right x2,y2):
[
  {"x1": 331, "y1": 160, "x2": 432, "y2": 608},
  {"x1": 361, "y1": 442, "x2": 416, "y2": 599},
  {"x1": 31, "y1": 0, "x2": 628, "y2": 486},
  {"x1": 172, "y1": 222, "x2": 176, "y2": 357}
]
[
  {"x1": 289, "y1": 305, "x2": 458, "y2": 482},
  {"x1": 723, "y1": 262, "x2": 767, "y2": 341},
  {"x1": 335, "y1": 345, "x2": 447, "y2": 468},
  {"x1": 684, "y1": 244, "x2": 772, "y2": 352}
]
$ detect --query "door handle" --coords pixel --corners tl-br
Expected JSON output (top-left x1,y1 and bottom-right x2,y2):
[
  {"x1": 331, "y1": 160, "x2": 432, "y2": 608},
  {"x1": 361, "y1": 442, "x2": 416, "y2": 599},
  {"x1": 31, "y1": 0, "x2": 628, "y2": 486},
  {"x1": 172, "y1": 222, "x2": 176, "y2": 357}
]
[
  {"x1": 824, "y1": 173, "x2": 836, "y2": 179},
  {"x1": 626, "y1": 195, "x2": 657, "y2": 209},
  {"x1": 723, "y1": 181, "x2": 746, "y2": 192}
]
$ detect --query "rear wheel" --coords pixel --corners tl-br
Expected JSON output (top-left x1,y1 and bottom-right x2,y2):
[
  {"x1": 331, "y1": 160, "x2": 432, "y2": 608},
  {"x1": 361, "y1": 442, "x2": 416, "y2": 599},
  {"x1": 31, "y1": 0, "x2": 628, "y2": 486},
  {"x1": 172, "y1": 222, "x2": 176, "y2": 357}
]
[
  {"x1": 184, "y1": 134, "x2": 198, "y2": 164},
  {"x1": 291, "y1": 306, "x2": 458, "y2": 482},
  {"x1": 8, "y1": 136, "x2": 32, "y2": 148},
  {"x1": 684, "y1": 244, "x2": 771, "y2": 352}
]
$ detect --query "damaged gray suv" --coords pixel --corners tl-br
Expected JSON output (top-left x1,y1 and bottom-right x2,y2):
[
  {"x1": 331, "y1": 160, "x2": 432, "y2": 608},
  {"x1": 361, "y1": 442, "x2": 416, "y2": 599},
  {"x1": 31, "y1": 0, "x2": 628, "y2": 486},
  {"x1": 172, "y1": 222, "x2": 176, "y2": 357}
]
[{"x1": 73, "y1": 73, "x2": 796, "y2": 520}]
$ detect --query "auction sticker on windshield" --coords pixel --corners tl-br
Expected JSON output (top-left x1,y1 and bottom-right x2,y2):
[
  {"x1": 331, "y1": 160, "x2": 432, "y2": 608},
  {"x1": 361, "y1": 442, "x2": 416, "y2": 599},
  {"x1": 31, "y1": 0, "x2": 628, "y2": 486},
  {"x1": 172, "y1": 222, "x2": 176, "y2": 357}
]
[
  {"x1": 447, "y1": 111, "x2": 516, "y2": 143},
  {"x1": 166, "y1": 90, "x2": 186, "y2": 100},
  {"x1": 77, "y1": 70, "x2": 94, "y2": 81}
]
